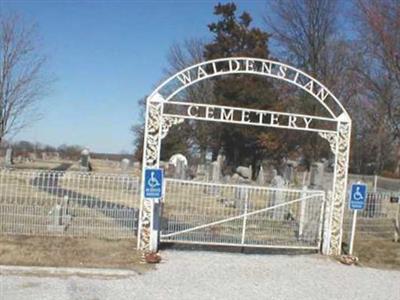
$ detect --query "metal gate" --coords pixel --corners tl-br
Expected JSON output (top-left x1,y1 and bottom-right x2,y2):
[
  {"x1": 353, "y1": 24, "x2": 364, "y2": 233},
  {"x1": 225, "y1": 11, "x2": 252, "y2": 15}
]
[{"x1": 161, "y1": 179, "x2": 325, "y2": 250}]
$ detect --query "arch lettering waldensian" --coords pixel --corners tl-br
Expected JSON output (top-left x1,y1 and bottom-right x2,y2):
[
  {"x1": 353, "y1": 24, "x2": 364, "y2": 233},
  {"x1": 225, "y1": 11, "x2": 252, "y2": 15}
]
[{"x1": 151, "y1": 57, "x2": 348, "y2": 120}]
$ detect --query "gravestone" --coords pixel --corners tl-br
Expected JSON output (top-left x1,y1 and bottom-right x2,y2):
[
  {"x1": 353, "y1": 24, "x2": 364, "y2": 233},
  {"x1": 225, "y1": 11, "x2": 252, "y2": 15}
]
[
  {"x1": 165, "y1": 163, "x2": 175, "y2": 178},
  {"x1": 80, "y1": 149, "x2": 90, "y2": 172},
  {"x1": 234, "y1": 178, "x2": 250, "y2": 211},
  {"x1": 41, "y1": 152, "x2": 48, "y2": 161},
  {"x1": 256, "y1": 165, "x2": 265, "y2": 185},
  {"x1": 236, "y1": 165, "x2": 252, "y2": 180},
  {"x1": 4, "y1": 147, "x2": 13, "y2": 167},
  {"x1": 28, "y1": 152, "x2": 37, "y2": 161},
  {"x1": 207, "y1": 161, "x2": 221, "y2": 195},
  {"x1": 309, "y1": 162, "x2": 324, "y2": 189},
  {"x1": 121, "y1": 158, "x2": 130, "y2": 171},
  {"x1": 210, "y1": 161, "x2": 221, "y2": 181},
  {"x1": 174, "y1": 159, "x2": 186, "y2": 179},
  {"x1": 270, "y1": 171, "x2": 286, "y2": 220},
  {"x1": 283, "y1": 161, "x2": 296, "y2": 184},
  {"x1": 53, "y1": 152, "x2": 60, "y2": 160},
  {"x1": 196, "y1": 164, "x2": 207, "y2": 180}
]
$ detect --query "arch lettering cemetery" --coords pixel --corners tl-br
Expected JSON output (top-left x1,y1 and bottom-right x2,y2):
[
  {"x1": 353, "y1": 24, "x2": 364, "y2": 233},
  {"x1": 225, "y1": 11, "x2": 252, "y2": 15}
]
[{"x1": 138, "y1": 57, "x2": 351, "y2": 256}]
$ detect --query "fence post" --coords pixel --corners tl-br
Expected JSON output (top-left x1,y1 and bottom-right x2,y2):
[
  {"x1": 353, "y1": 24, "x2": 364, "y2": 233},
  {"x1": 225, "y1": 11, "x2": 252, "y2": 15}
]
[
  {"x1": 241, "y1": 187, "x2": 249, "y2": 245},
  {"x1": 298, "y1": 186, "x2": 307, "y2": 238},
  {"x1": 373, "y1": 175, "x2": 378, "y2": 193},
  {"x1": 395, "y1": 203, "x2": 400, "y2": 243},
  {"x1": 322, "y1": 191, "x2": 333, "y2": 255}
]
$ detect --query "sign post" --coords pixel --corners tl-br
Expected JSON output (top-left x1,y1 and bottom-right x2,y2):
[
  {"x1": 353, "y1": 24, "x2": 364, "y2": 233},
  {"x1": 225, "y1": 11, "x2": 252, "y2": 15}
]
[
  {"x1": 144, "y1": 168, "x2": 164, "y2": 251},
  {"x1": 349, "y1": 183, "x2": 367, "y2": 255}
]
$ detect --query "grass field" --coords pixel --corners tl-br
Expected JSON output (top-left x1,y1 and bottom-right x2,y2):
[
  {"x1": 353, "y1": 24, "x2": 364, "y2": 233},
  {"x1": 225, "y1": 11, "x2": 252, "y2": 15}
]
[{"x1": 0, "y1": 235, "x2": 150, "y2": 272}]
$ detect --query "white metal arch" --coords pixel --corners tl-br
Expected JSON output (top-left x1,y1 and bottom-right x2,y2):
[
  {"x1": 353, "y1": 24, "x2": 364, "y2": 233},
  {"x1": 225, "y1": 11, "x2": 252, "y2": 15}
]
[
  {"x1": 138, "y1": 57, "x2": 352, "y2": 257},
  {"x1": 148, "y1": 57, "x2": 350, "y2": 121}
]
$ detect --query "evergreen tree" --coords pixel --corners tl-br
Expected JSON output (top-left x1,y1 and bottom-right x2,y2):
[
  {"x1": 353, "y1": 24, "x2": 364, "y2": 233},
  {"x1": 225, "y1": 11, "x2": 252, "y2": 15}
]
[{"x1": 204, "y1": 3, "x2": 282, "y2": 177}]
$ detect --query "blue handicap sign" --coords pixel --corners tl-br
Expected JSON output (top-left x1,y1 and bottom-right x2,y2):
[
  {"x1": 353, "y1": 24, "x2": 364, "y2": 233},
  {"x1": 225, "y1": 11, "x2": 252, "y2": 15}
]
[
  {"x1": 144, "y1": 168, "x2": 163, "y2": 198},
  {"x1": 350, "y1": 183, "x2": 367, "y2": 210}
]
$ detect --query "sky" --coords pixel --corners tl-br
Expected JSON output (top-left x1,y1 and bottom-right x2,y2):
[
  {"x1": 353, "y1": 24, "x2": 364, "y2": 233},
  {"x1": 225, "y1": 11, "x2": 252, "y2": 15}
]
[{"x1": 0, "y1": 0, "x2": 267, "y2": 153}]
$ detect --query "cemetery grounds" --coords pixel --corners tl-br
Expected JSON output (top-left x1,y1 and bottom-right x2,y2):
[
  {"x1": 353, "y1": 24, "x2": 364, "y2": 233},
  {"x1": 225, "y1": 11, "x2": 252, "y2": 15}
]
[{"x1": 0, "y1": 157, "x2": 399, "y2": 270}]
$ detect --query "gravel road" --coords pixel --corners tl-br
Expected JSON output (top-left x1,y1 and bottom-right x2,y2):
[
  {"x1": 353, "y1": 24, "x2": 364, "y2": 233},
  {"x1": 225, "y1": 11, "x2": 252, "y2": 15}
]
[{"x1": 1, "y1": 250, "x2": 399, "y2": 300}]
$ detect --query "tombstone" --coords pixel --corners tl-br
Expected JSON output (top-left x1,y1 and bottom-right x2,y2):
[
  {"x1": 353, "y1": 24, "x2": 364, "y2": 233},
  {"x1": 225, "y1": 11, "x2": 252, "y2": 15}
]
[
  {"x1": 4, "y1": 147, "x2": 13, "y2": 167},
  {"x1": 174, "y1": 159, "x2": 186, "y2": 179},
  {"x1": 120, "y1": 158, "x2": 130, "y2": 171},
  {"x1": 210, "y1": 161, "x2": 221, "y2": 182},
  {"x1": 283, "y1": 161, "x2": 296, "y2": 184},
  {"x1": 165, "y1": 163, "x2": 175, "y2": 178},
  {"x1": 80, "y1": 148, "x2": 91, "y2": 172},
  {"x1": 41, "y1": 152, "x2": 48, "y2": 161},
  {"x1": 256, "y1": 165, "x2": 265, "y2": 185},
  {"x1": 169, "y1": 153, "x2": 188, "y2": 167},
  {"x1": 270, "y1": 172, "x2": 286, "y2": 220},
  {"x1": 309, "y1": 162, "x2": 324, "y2": 189},
  {"x1": 236, "y1": 165, "x2": 252, "y2": 180},
  {"x1": 206, "y1": 161, "x2": 221, "y2": 195},
  {"x1": 53, "y1": 152, "x2": 60, "y2": 161},
  {"x1": 28, "y1": 152, "x2": 37, "y2": 161},
  {"x1": 195, "y1": 164, "x2": 207, "y2": 181},
  {"x1": 234, "y1": 178, "x2": 250, "y2": 211},
  {"x1": 47, "y1": 196, "x2": 71, "y2": 233}
]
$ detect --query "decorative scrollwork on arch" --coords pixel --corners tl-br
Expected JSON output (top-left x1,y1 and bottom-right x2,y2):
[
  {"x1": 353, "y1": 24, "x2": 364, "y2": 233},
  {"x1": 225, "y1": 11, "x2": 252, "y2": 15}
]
[
  {"x1": 161, "y1": 116, "x2": 184, "y2": 139},
  {"x1": 318, "y1": 132, "x2": 337, "y2": 154}
]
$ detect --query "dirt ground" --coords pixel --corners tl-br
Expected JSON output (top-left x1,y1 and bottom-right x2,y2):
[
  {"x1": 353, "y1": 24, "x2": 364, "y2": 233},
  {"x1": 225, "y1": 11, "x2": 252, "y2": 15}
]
[
  {"x1": 353, "y1": 239, "x2": 400, "y2": 270},
  {"x1": 0, "y1": 235, "x2": 150, "y2": 272}
]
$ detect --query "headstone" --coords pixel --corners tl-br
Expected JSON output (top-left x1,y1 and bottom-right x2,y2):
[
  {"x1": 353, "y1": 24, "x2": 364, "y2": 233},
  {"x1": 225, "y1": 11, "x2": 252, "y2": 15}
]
[
  {"x1": 234, "y1": 178, "x2": 250, "y2": 210},
  {"x1": 174, "y1": 159, "x2": 186, "y2": 179},
  {"x1": 41, "y1": 152, "x2": 48, "y2": 160},
  {"x1": 121, "y1": 158, "x2": 130, "y2": 171},
  {"x1": 210, "y1": 161, "x2": 221, "y2": 182},
  {"x1": 53, "y1": 152, "x2": 60, "y2": 160},
  {"x1": 195, "y1": 164, "x2": 207, "y2": 181},
  {"x1": 169, "y1": 153, "x2": 188, "y2": 168},
  {"x1": 283, "y1": 162, "x2": 294, "y2": 184},
  {"x1": 309, "y1": 162, "x2": 324, "y2": 189},
  {"x1": 4, "y1": 147, "x2": 13, "y2": 167},
  {"x1": 236, "y1": 165, "x2": 252, "y2": 180},
  {"x1": 28, "y1": 152, "x2": 37, "y2": 161},
  {"x1": 256, "y1": 165, "x2": 265, "y2": 185},
  {"x1": 206, "y1": 161, "x2": 221, "y2": 195},
  {"x1": 80, "y1": 148, "x2": 90, "y2": 171},
  {"x1": 165, "y1": 163, "x2": 175, "y2": 178},
  {"x1": 270, "y1": 172, "x2": 286, "y2": 220}
]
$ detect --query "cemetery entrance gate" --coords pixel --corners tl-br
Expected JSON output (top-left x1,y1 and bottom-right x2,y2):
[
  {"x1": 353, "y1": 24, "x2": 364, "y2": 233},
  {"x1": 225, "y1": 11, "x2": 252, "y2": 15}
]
[{"x1": 138, "y1": 57, "x2": 351, "y2": 255}]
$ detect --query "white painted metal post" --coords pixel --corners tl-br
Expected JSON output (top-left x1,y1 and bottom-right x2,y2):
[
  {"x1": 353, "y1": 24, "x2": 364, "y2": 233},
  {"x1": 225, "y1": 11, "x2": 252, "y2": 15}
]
[
  {"x1": 373, "y1": 175, "x2": 378, "y2": 193},
  {"x1": 395, "y1": 202, "x2": 399, "y2": 243},
  {"x1": 349, "y1": 209, "x2": 358, "y2": 255},
  {"x1": 299, "y1": 186, "x2": 307, "y2": 237},
  {"x1": 241, "y1": 187, "x2": 249, "y2": 245}
]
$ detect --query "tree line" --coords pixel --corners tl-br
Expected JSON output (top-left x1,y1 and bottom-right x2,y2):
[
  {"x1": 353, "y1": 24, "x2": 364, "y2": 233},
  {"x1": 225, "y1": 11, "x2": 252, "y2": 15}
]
[{"x1": 133, "y1": 0, "x2": 400, "y2": 178}]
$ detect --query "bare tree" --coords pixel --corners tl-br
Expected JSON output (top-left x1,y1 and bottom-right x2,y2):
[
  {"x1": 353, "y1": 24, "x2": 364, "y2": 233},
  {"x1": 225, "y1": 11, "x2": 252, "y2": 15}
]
[
  {"x1": 0, "y1": 14, "x2": 49, "y2": 145},
  {"x1": 264, "y1": 0, "x2": 359, "y2": 165},
  {"x1": 165, "y1": 38, "x2": 217, "y2": 163},
  {"x1": 354, "y1": 0, "x2": 400, "y2": 174}
]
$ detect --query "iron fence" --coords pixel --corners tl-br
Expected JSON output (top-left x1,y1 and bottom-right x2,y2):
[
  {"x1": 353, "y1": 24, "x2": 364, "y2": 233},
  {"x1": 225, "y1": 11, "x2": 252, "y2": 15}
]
[
  {"x1": 0, "y1": 168, "x2": 398, "y2": 251},
  {"x1": 343, "y1": 192, "x2": 400, "y2": 245},
  {"x1": 161, "y1": 179, "x2": 325, "y2": 249},
  {"x1": 0, "y1": 169, "x2": 141, "y2": 239}
]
